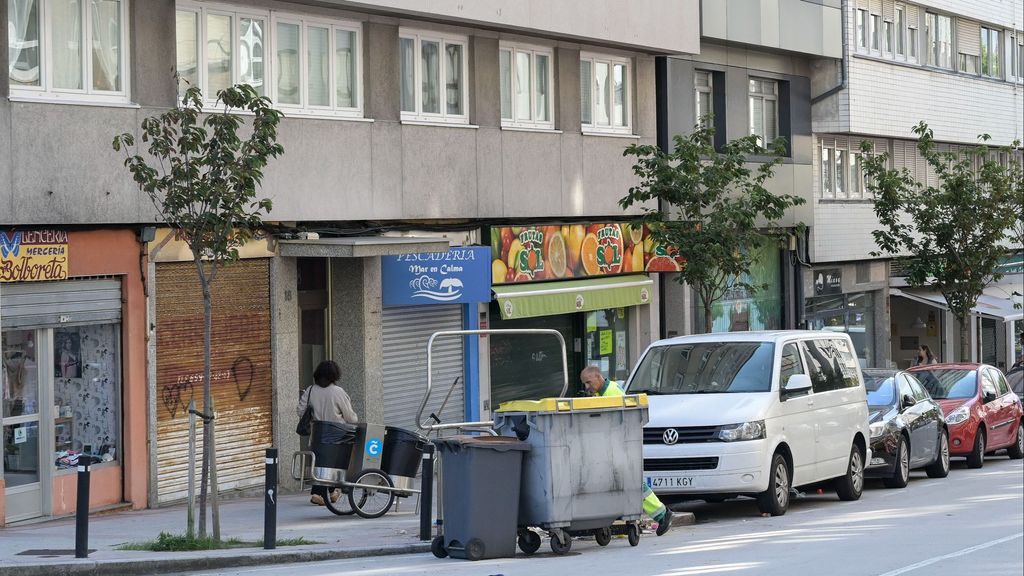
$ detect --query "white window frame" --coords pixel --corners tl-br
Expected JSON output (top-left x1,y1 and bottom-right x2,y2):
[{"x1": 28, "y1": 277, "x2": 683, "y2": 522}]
[
  {"x1": 398, "y1": 29, "x2": 469, "y2": 125},
  {"x1": 177, "y1": 2, "x2": 363, "y2": 119},
  {"x1": 821, "y1": 140, "x2": 835, "y2": 198},
  {"x1": 856, "y1": 9, "x2": 868, "y2": 51},
  {"x1": 500, "y1": 42, "x2": 555, "y2": 130},
  {"x1": 694, "y1": 69, "x2": 713, "y2": 128},
  {"x1": 871, "y1": 13, "x2": 881, "y2": 53},
  {"x1": 1011, "y1": 33, "x2": 1024, "y2": 82},
  {"x1": 850, "y1": 151, "x2": 866, "y2": 199},
  {"x1": 895, "y1": 4, "x2": 906, "y2": 59},
  {"x1": 748, "y1": 78, "x2": 778, "y2": 148},
  {"x1": 883, "y1": 19, "x2": 894, "y2": 56},
  {"x1": 980, "y1": 27, "x2": 1001, "y2": 79},
  {"x1": 580, "y1": 52, "x2": 631, "y2": 134},
  {"x1": 9, "y1": 0, "x2": 131, "y2": 104},
  {"x1": 926, "y1": 12, "x2": 953, "y2": 69}
]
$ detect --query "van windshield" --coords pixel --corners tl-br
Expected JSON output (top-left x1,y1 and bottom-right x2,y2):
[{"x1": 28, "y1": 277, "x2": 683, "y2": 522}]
[{"x1": 627, "y1": 342, "x2": 776, "y2": 394}]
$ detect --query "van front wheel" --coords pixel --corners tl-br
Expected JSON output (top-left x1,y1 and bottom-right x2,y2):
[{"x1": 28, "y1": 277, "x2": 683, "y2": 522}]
[
  {"x1": 756, "y1": 453, "x2": 790, "y2": 516},
  {"x1": 834, "y1": 444, "x2": 864, "y2": 501}
]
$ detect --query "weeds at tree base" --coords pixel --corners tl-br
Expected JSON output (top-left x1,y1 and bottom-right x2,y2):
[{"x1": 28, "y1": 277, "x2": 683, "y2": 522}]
[{"x1": 116, "y1": 532, "x2": 318, "y2": 551}]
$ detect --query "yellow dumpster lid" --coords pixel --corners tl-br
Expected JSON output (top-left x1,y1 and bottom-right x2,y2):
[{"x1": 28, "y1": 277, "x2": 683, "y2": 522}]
[{"x1": 496, "y1": 394, "x2": 648, "y2": 413}]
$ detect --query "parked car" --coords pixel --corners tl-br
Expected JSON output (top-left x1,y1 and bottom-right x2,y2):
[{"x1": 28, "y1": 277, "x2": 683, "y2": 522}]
[
  {"x1": 625, "y1": 331, "x2": 871, "y2": 517},
  {"x1": 862, "y1": 369, "x2": 949, "y2": 488},
  {"x1": 908, "y1": 363, "x2": 1024, "y2": 468}
]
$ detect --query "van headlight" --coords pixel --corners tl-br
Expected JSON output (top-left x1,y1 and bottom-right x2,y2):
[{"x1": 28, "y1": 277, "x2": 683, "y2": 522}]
[
  {"x1": 718, "y1": 421, "x2": 766, "y2": 442},
  {"x1": 945, "y1": 406, "x2": 970, "y2": 425}
]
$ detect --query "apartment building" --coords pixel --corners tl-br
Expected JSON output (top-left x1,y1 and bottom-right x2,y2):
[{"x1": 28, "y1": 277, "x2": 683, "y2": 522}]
[
  {"x1": 811, "y1": 0, "x2": 1024, "y2": 369},
  {"x1": 0, "y1": 1, "x2": 699, "y2": 522}
]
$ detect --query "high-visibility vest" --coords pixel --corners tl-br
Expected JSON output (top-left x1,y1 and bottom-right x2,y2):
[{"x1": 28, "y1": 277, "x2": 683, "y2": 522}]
[{"x1": 599, "y1": 380, "x2": 624, "y2": 397}]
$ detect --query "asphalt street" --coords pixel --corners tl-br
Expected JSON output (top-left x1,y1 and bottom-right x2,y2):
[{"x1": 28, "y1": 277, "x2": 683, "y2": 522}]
[{"x1": 175, "y1": 456, "x2": 1024, "y2": 576}]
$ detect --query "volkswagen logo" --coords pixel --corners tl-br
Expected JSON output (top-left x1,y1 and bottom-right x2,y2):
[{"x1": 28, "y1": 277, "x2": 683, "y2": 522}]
[{"x1": 662, "y1": 428, "x2": 679, "y2": 445}]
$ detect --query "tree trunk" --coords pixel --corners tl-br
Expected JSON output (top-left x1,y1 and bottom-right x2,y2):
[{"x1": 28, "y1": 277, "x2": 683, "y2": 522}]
[
  {"x1": 703, "y1": 299, "x2": 714, "y2": 334},
  {"x1": 958, "y1": 313, "x2": 970, "y2": 363},
  {"x1": 198, "y1": 269, "x2": 211, "y2": 539}
]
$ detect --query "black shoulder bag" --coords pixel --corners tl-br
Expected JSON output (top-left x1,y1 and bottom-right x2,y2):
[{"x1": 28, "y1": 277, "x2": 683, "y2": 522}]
[{"x1": 296, "y1": 387, "x2": 315, "y2": 436}]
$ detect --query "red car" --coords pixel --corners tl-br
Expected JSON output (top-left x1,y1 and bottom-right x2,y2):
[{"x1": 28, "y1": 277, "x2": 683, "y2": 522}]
[{"x1": 908, "y1": 363, "x2": 1024, "y2": 468}]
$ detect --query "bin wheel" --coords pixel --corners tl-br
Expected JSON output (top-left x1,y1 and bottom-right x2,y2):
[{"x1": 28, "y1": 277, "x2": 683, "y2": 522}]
[
  {"x1": 465, "y1": 538, "x2": 486, "y2": 561},
  {"x1": 549, "y1": 529, "x2": 572, "y2": 555},
  {"x1": 627, "y1": 522, "x2": 640, "y2": 547},
  {"x1": 324, "y1": 488, "x2": 356, "y2": 516},
  {"x1": 430, "y1": 536, "x2": 448, "y2": 559},
  {"x1": 595, "y1": 527, "x2": 612, "y2": 547},
  {"x1": 518, "y1": 530, "x2": 542, "y2": 555},
  {"x1": 348, "y1": 468, "x2": 395, "y2": 519}
]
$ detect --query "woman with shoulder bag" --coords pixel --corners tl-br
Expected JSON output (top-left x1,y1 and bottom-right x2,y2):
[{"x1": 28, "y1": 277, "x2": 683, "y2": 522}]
[{"x1": 297, "y1": 360, "x2": 359, "y2": 506}]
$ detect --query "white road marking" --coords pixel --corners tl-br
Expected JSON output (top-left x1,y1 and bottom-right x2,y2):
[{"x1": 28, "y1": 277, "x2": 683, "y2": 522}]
[{"x1": 875, "y1": 532, "x2": 1024, "y2": 576}]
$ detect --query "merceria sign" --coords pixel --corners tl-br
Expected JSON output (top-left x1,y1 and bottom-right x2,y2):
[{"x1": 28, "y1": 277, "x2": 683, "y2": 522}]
[{"x1": 0, "y1": 230, "x2": 70, "y2": 282}]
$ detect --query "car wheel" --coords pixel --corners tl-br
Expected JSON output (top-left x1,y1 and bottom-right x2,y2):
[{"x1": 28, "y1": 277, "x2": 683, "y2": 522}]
[
  {"x1": 1007, "y1": 423, "x2": 1024, "y2": 460},
  {"x1": 756, "y1": 453, "x2": 790, "y2": 516},
  {"x1": 925, "y1": 429, "x2": 950, "y2": 478},
  {"x1": 834, "y1": 444, "x2": 864, "y2": 501},
  {"x1": 966, "y1": 428, "x2": 986, "y2": 469},
  {"x1": 883, "y1": 436, "x2": 910, "y2": 489}
]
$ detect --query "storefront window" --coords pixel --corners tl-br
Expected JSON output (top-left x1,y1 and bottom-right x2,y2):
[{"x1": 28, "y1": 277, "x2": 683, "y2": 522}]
[
  {"x1": 3, "y1": 330, "x2": 41, "y2": 487},
  {"x1": 52, "y1": 324, "x2": 120, "y2": 468},
  {"x1": 805, "y1": 292, "x2": 875, "y2": 368},
  {"x1": 489, "y1": 306, "x2": 579, "y2": 406},
  {"x1": 695, "y1": 244, "x2": 782, "y2": 333},
  {"x1": 584, "y1": 308, "x2": 630, "y2": 383}
]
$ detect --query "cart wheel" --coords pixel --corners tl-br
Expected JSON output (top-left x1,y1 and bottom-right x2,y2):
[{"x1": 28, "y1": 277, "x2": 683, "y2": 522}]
[
  {"x1": 323, "y1": 488, "x2": 356, "y2": 516},
  {"x1": 348, "y1": 468, "x2": 395, "y2": 519},
  {"x1": 549, "y1": 529, "x2": 572, "y2": 555},
  {"x1": 465, "y1": 538, "x2": 486, "y2": 561},
  {"x1": 430, "y1": 536, "x2": 448, "y2": 559},
  {"x1": 518, "y1": 530, "x2": 542, "y2": 555},
  {"x1": 595, "y1": 527, "x2": 612, "y2": 547},
  {"x1": 627, "y1": 522, "x2": 640, "y2": 547}
]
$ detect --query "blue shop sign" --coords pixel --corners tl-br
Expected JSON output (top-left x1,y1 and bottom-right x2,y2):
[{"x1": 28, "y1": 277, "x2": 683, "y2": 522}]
[{"x1": 382, "y1": 246, "x2": 491, "y2": 306}]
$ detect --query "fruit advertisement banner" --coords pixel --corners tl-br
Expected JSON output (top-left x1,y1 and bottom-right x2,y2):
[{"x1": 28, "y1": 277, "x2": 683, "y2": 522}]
[{"x1": 489, "y1": 223, "x2": 682, "y2": 285}]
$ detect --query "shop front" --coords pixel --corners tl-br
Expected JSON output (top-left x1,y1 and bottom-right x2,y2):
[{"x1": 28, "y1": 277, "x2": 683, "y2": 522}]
[
  {"x1": 380, "y1": 246, "x2": 491, "y2": 430},
  {"x1": 802, "y1": 262, "x2": 889, "y2": 368},
  {"x1": 485, "y1": 223, "x2": 659, "y2": 411},
  {"x1": 1, "y1": 229, "x2": 146, "y2": 525},
  {"x1": 694, "y1": 243, "x2": 784, "y2": 333}
]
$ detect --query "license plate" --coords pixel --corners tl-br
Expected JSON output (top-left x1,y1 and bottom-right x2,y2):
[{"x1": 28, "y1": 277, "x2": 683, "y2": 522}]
[{"x1": 646, "y1": 476, "x2": 695, "y2": 488}]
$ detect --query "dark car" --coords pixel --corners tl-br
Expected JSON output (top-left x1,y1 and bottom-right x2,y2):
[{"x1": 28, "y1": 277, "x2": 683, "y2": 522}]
[
  {"x1": 908, "y1": 363, "x2": 1024, "y2": 468},
  {"x1": 863, "y1": 369, "x2": 949, "y2": 487}
]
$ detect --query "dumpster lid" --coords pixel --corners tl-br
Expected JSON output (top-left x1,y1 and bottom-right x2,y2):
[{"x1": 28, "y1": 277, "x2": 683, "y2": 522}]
[
  {"x1": 434, "y1": 435, "x2": 531, "y2": 452},
  {"x1": 495, "y1": 394, "x2": 648, "y2": 413}
]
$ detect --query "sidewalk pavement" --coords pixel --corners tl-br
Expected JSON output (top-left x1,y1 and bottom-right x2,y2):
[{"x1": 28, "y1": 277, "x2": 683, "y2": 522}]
[{"x1": 0, "y1": 493, "x2": 696, "y2": 576}]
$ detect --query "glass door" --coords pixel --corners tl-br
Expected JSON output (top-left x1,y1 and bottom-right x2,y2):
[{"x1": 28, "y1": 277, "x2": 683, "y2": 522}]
[
  {"x1": 584, "y1": 308, "x2": 631, "y2": 383},
  {"x1": 2, "y1": 329, "x2": 45, "y2": 522}
]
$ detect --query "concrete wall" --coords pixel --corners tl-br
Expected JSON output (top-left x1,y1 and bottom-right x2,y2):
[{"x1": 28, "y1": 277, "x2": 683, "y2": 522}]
[
  {"x1": 1, "y1": 8, "x2": 659, "y2": 226},
  {"x1": 702, "y1": 0, "x2": 843, "y2": 58}
]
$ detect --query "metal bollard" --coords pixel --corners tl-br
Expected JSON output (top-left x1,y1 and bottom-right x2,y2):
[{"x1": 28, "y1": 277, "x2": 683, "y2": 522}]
[
  {"x1": 419, "y1": 443, "x2": 434, "y2": 541},
  {"x1": 75, "y1": 456, "x2": 93, "y2": 558},
  {"x1": 264, "y1": 448, "x2": 278, "y2": 550}
]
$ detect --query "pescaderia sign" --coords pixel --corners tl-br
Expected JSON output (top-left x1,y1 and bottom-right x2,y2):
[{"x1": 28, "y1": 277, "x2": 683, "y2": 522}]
[
  {"x1": 381, "y1": 246, "x2": 492, "y2": 306},
  {"x1": 1, "y1": 230, "x2": 70, "y2": 282}
]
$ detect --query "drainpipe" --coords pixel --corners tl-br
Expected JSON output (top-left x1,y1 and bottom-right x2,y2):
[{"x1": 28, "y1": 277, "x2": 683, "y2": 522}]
[{"x1": 811, "y1": 0, "x2": 849, "y2": 104}]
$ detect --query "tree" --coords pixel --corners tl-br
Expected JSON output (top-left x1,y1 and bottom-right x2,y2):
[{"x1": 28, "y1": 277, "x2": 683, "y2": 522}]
[
  {"x1": 861, "y1": 122, "x2": 1018, "y2": 361},
  {"x1": 620, "y1": 122, "x2": 804, "y2": 333},
  {"x1": 113, "y1": 85, "x2": 283, "y2": 540}
]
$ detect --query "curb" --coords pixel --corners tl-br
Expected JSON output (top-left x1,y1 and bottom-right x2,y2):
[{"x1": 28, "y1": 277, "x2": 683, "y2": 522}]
[
  {"x1": 0, "y1": 543, "x2": 432, "y2": 576},
  {"x1": 671, "y1": 511, "x2": 696, "y2": 527}
]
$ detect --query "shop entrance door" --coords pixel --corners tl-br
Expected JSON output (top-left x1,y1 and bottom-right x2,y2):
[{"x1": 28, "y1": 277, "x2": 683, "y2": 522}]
[
  {"x1": 583, "y1": 308, "x2": 631, "y2": 384},
  {"x1": 2, "y1": 329, "x2": 46, "y2": 522}
]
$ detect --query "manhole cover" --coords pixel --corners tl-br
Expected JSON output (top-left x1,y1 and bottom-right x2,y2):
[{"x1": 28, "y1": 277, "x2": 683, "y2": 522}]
[{"x1": 17, "y1": 549, "x2": 95, "y2": 557}]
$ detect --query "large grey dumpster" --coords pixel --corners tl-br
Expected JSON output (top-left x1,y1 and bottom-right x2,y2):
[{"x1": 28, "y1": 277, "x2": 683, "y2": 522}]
[
  {"x1": 494, "y1": 394, "x2": 649, "y2": 555},
  {"x1": 432, "y1": 435, "x2": 530, "y2": 561}
]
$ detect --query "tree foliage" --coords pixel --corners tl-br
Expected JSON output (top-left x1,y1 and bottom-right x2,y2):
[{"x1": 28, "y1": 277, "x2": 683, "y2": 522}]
[
  {"x1": 113, "y1": 84, "x2": 283, "y2": 539},
  {"x1": 620, "y1": 122, "x2": 804, "y2": 333},
  {"x1": 862, "y1": 121, "x2": 1019, "y2": 361}
]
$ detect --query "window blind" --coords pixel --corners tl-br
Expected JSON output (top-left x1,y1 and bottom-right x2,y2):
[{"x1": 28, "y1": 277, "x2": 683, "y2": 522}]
[{"x1": 958, "y1": 18, "x2": 981, "y2": 56}]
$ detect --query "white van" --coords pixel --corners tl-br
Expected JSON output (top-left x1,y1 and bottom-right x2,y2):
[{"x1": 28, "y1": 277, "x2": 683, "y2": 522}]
[{"x1": 625, "y1": 331, "x2": 871, "y2": 516}]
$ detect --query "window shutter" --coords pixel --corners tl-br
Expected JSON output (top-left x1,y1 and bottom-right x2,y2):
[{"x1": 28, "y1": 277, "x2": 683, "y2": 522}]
[
  {"x1": 870, "y1": 0, "x2": 882, "y2": 15},
  {"x1": 894, "y1": 140, "x2": 907, "y2": 170},
  {"x1": 883, "y1": 0, "x2": 895, "y2": 21},
  {"x1": 905, "y1": 5, "x2": 919, "y2": 27},
  {"x1": 857, "y1": 0, "x2": 870, "y2": 10},
  {"x1": 915, "y1": 147, "x2": 927, "y2": 184},
  {"x1": 958, "y1": 19, "x2": 981, "y2": 56},
  {"x1": 835, "y1": 137, "x2": 849, "y2": 150},
  {"x1": 580, "y1": 60, "x2": 592, "y2": 124}
]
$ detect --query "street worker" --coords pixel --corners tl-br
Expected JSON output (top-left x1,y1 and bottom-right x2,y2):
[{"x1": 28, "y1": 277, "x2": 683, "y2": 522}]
[{"x1": 580, "y1": 365, "x2": 673, "y2": 536}]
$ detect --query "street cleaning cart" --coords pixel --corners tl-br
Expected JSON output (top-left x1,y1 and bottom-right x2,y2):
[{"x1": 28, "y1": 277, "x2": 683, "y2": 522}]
[{"x1": 494, "y1": 394, "x2": 649, "y2": 555}]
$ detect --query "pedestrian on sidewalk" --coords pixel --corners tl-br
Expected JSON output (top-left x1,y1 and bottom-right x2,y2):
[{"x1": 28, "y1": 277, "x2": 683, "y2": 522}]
[
  {"x1": 580, "y1": 365, "x2": 674, "y2": 536},
  {"x1": 298, "y1": 360, "x2": 359, "y2": 506}
]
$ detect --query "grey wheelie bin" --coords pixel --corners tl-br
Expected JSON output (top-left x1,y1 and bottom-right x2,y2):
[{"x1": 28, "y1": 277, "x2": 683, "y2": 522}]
[
  {"x1": 494, "y1": 394, "x2": 649, "y2": 555},
  {"x1": 431, "y1": 436, "x2": 530, "y2": 561}
]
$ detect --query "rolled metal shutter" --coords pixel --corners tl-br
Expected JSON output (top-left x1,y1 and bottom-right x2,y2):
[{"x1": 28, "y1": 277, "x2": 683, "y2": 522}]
[
  {"x1": 958, "y1": 19, "x2": 981, "y2": 56},
  {"x1": 154, "y1": 260, "x2": 273, "y2": 504},
  {"x1": 0, "y1": 278, "x2": 121, "y2": 329},
  {"x1": 382, "y1": 305, "x2": 464, "y2": 432},
  {"x1": 882, "y1": 0, "x2": 894, "y2": 21}
]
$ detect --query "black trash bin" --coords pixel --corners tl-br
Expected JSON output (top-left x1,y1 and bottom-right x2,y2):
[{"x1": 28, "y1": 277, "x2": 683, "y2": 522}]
[
  {"x1": 381, "y1": 426, "x2": 428, "y2": 479},
  {"x1": 433, "y1": 436, "x2": 530, "y2": 561},
  {"x1": 310, "y1": 421, "x2": 357, "y2": 476}
]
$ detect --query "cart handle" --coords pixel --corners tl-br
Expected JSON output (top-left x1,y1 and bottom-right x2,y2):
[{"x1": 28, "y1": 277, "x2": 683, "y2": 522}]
[{"x1": 416, "y1": 329, "x2": 569, "y2": 432}]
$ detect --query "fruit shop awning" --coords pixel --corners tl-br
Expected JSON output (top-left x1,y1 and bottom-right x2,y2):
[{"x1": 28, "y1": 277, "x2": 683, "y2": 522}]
[{"x1": 492, "y1": 275, "x2": 654, "y2": 320}]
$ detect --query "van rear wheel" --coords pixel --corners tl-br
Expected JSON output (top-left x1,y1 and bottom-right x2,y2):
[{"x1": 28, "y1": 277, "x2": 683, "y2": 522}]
[{"x1": 756, "y1": 453, "x2": 789, "y2": 516}]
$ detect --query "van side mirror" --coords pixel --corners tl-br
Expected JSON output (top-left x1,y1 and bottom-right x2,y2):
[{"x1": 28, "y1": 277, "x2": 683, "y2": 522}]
[
  {"x1": 902, "y1": 394, "x2": 917, "y2": 408},
  {"x1": 784, "y1": 374, "x2": 812, "y2": 394}
]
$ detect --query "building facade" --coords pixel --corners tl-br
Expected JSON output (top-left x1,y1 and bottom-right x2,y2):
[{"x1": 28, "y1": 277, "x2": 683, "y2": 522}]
[
  {"x1": 1, "y1": 0, "x2": 700, "y2": 520},
  {"x1": 811, "y1": 0, "x2": 1024, "y2": 369}
]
